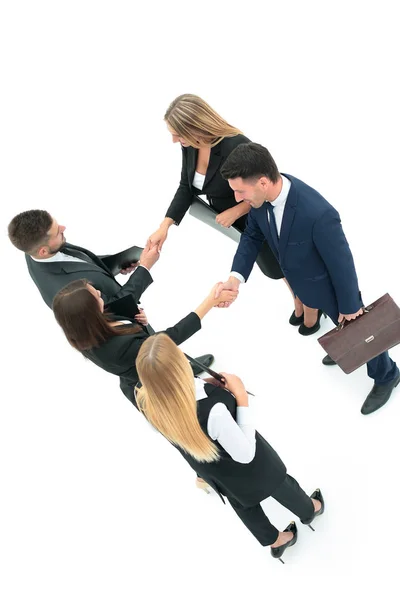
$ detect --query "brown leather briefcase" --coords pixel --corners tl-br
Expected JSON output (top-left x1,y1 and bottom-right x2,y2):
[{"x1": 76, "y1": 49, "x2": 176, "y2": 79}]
[{"x1": 318, "y1": 293, "x2": 400, "y2": 374}]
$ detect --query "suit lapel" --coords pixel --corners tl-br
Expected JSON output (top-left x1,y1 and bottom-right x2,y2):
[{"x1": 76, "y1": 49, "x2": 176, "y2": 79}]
[
  {"x1": 64, "y1": 242, "x2": 114, "y2": 275},
  {"x1": 187, "y1": 147, "x2": 197, "y2": 189},
  {"x1": 29, "y1": 257, "x2": 106, "y2": 275},
  {"x1": 278, "y1": 182, "x2": 298, "y2": 262},
  {"x1": 203, "y1": 143, "x2": 223, "y2": 189},
  {"x1": 60, "y1": 261, "x2": 110, "y2": 275}
]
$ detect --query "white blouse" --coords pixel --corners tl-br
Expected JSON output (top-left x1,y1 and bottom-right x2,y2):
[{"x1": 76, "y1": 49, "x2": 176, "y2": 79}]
[
  {"x1": 194, "y1": 378, "x2": 256, "y2": 464},
  {"x1": 192, "y1": 171, "x2": 206, "y2": 190}
]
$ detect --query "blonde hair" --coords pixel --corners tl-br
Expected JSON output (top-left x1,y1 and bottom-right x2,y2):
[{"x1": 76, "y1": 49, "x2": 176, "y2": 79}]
[
  {"x1": 165, "y1": 94, "x2": 242, "y2": 148},
  {"x1": 135, "y1": 334, "x2": 219, "y2": 463}
]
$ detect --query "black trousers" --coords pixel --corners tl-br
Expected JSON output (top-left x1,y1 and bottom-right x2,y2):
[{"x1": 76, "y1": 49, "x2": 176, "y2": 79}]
[{"x1": 227, "y1": 474, "x2": 314, "y2": 546}]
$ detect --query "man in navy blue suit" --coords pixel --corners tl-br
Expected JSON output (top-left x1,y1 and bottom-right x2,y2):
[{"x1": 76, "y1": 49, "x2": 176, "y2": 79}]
[{"x1": 216, "y1": 142, "x2": 399, "y2": 415}]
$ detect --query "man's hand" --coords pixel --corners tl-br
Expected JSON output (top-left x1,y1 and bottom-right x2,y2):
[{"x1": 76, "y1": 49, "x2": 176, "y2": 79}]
[
  {"x1": 139, "y1": 244, "x2": 160, "y2": 270},
  {"x1": 338, "y1": 308, "x2": 364, "y2": 322},
  {"x1": 215, "y1": 207, "x2": 239, "y2": 228},
  {"x1": 214, "y1": 277, "x2": 241, "y2": 308},
  {"x1": 120, "y1": 262, "x2": 139, "y2": 275}
]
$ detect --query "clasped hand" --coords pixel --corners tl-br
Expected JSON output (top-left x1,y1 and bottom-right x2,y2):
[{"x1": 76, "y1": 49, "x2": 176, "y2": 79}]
[{"x1": 338, "y1": 308, "x2": 364, "y2": 322}]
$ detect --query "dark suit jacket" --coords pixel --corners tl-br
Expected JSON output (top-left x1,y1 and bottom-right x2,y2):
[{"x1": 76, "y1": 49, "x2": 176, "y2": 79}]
[
  {"x1": 82, "y1": 312, "x2": 202, "y2": 405},
  {"x1": 166, "y1": 134, "x2": 251, "y2": 228},
  {"x1": 232, "y1": 174, "x2": 363, "y2": 320},
  {"x1": 25, "y1": 242, "x2": 153, "y2": 309}
]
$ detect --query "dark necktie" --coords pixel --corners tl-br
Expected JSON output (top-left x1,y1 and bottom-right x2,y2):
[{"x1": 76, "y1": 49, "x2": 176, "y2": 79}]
[
  {"x1": 266, "y1": 202, "x2": 280, "y2": 255},
  {"x1": 62, "y1": 244, "x2": 98, "y2": 266}
]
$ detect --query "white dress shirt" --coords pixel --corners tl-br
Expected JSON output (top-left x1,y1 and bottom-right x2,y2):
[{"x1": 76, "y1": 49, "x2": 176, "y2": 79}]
[
  {"x1": 31, "y1": 249, "x2": 149, "y2": 272},
  {"x1": 231, "y1": 174, "x2": 291, "y2": 283},
  {"x1": 31, "y1": 251, "x2": 85, "y2": 263}
]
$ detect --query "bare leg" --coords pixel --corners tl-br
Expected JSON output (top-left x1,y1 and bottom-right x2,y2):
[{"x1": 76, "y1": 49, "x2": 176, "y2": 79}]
[
  {"x1": 303, "y1": 304, "x2": 319, "y2": 327},
  {"x1": 312, "y1": 498, "x2": 322, "y2": 512},
  {"x1": 270, "y1": 499, "x2": 321, "y2": 548},
  {"x1": 270, "y1": 530, "x2": 294, "y2": 548},
  {"x1": 283, "y1": 278, "x2": 303, "y2": 317}
]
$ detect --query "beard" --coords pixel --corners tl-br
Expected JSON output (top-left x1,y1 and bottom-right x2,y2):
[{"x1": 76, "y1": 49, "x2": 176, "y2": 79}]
[{"x1": 48, "y1": 235, "x2": 67, "y2": 256}]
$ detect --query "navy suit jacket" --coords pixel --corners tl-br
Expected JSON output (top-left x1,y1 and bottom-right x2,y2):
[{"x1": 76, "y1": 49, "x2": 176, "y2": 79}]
[{"x1": 231, "y1": 174, "x2": 363, "y2": 321}]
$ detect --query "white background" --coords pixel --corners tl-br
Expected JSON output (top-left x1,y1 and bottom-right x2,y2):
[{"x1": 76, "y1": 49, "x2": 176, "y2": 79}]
[{"x1": 1, "y1": 1, "x2": 399, "y2": 598}]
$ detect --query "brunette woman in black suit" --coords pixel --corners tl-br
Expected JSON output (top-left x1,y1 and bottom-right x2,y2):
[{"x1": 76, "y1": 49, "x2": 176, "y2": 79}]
[
  {"x1": 52, "y1": 279, "x2": 237, "y2": 404},
  {"x1": 135, "y1": 333, "x2": 325, "y2": 563},
  {"x1": 147, "y1": 94, "x2": 319, "y2": 329}
]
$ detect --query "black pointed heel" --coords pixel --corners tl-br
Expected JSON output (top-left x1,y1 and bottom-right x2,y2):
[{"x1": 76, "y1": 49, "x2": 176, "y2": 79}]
[
  {"x1": 289, "y1": 310, "x2": 304, "y2": 326},
  {"x1": 270, "y1": 521, "x2": 298, "y2": 564},
  {"x1": 301, "y1": 489, "x2": 325, "y2": 530},
  {"x1": 298, "y1": 310, "x2": 326, "y2": 336}
]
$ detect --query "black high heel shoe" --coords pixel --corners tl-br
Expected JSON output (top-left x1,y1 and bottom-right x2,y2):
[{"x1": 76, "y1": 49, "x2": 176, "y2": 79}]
[
  {"x1": 298, "y1": 310, "x2": 326, "y2": 336},
  {"x1": 301, "y1": 489, "x2": 325, "y2": 530},
  {"x1": 289, "y1": 310, "x2": 304, "y2": 325},
  {"x1": 270, "y1": 521, "x2": 298, "y2": 564}
]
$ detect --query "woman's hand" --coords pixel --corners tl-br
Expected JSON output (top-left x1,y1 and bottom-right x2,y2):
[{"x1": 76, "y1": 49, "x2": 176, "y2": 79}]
[
  {"x1": 202, "y1": 376, "x2": 225, "y2": 388},
  {"x1": 215, "y1": 207, "x2": 239, "y2": 228},
  {"x1": 147, "y1": 218, "x2": 175, "y2": 251},
  {"x1": 218, "y1": 372, "x2": 245, "y2": 395},
  {"x1": 135, "y1": 308, "x2": 149, "y2": 326},
  {"x1": 147, "y1": 227, "x2": 168, "y2": 251},
  {"x1": 218, "y1": 373, "x2": 248, "y2": 406}
]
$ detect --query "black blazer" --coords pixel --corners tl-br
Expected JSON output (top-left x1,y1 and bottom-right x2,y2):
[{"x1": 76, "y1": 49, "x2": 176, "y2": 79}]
[
  {"x1": 176, "y1": 383, "x2": 287, "y2": 507},
  {"x1": 166, "y1": 134, "x2": 251, "y2": 228},
  {"x1": 25, "y1": 242, "x2": 153, "y2": 309},
  {"x1": 82, "y1": 312, "x2": 202, "y2": 404}
]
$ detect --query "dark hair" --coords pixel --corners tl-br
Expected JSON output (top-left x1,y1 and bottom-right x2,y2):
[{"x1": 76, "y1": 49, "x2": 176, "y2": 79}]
[
  {"x1": 8, "y1": 210, "x2": 53, "y2": 253},
  {"x1": 220, "y1": 142, "x2": 280, "y2": 184},
  {"x1": 53, "y1": 279, "x2": 142, "y2": 351}
]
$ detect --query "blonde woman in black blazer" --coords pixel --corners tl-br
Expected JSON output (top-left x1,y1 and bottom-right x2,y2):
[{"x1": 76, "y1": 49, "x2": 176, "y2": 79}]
[{"x1": 147, "y1": 94, "x2": 317, "y2": 328}]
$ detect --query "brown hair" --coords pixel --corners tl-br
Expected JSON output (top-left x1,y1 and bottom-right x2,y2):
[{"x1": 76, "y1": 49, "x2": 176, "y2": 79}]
[
  {"x1": 8, "y1": 210, "x2": 53, "y2": 254},
  {"x1": 165, "y1": 94, "x2": 242, "y2": 148},
  {"x1": 220, "y1": 142, "x2": 280, "y2": 183},
  {"x1": 136, "y1": 334, "x2": 219, "y2": 463},
  {"x1": 53, "y1": 279, "x2": 142, "y2": 351}
]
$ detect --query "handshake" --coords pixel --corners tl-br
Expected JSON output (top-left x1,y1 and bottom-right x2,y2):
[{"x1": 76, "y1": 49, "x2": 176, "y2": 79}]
[
  {"x1": 214, "y1": 276, "x2": 241, "y2": 309},
  {"x1": 196, "y1": 277, "x2": 241, "y2": 319},
  {"x1": 120, "y1": 238, "x2": 241, "y2": 313}
]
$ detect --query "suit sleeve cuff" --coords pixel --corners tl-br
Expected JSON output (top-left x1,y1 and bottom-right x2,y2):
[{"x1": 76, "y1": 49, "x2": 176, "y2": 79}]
[
  {"x1": 230, "y1": 271, "x2": 245, "y2": 284},
  {"x1": 137, "y1": 264, "x2": 149, "y2": 273}
]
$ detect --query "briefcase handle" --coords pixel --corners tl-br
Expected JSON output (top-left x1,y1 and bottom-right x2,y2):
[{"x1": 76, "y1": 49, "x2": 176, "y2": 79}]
[{"x1": 336, "y1": 304, "x2": 373, "y2": 331}]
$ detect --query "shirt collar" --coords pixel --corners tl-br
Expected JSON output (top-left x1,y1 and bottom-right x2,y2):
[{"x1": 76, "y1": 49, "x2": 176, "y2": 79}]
[
  {"x1": 270, "y1": 174, "x2": 291, "y2": 208},
  {"x1": 31, "y1": 251, "x2": 64, "y2": 262}
]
